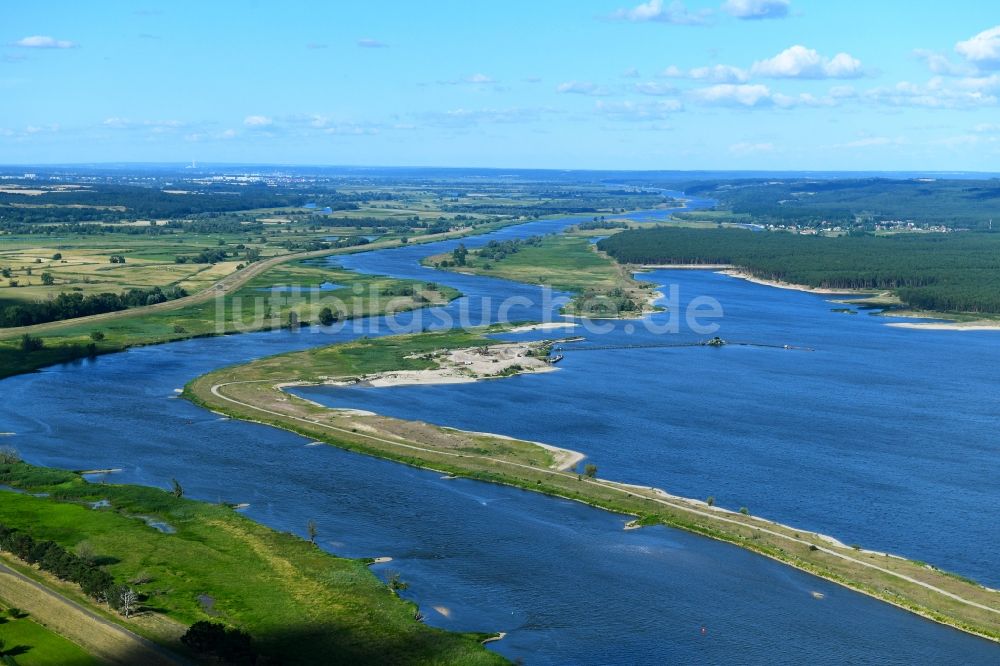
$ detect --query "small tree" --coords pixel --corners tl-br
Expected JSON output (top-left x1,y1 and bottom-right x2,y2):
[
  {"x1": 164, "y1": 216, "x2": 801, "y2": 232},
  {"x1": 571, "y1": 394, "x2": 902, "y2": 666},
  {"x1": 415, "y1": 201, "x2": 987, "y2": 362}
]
[
  {"x1": 89, "y1": 330, "x2": 105, "y2": 342},
  {"x1": 288, "y1": 311, "x2": 300, "y2": 330},
  {"x1": 119, "y1": 586, "x2": 138, "y2": 618},
  {"x1": 583, "y1": 463, "x2": 598, "y2": 478},
  {"x1": 307, "y1": 520, "x2": 318, "y2": 544},
  {"x1": 0, "y1": 446, "x2": 20, "y2": 464},
  {"x1": 706, "y1": 496, "x2": 715, "y2": 507},
  {"x1": 317, "y1": 306, "x2": 336, "y2": 326},
  {"x1": 739, "y1": 506, "x2": 750, "y2": 516},
  {"x1": 40, "y1": 272, "x2": 54, "y2": 286},
  {"x1": 170, "y1": 478, "x2": 184, "y2": 499},
  {"x1": 52, "y1": 252, "x2": 62, "y2": 260},
  {"x1": 387, "y1": 571, "x2": 408, "y2": 593},
  {"x1": 75, "y1": 540, "x2": 97, "y2": 564}
]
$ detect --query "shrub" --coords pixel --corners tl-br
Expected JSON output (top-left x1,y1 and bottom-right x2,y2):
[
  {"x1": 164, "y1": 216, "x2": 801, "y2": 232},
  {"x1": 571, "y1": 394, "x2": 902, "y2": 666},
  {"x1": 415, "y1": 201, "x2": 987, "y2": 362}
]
[
  {"x1": 19, "y1": 335, "x2": 44, "y2": 352},
  {"x1": 181, "y1": 621, "x2": 257, "y2": 664}
]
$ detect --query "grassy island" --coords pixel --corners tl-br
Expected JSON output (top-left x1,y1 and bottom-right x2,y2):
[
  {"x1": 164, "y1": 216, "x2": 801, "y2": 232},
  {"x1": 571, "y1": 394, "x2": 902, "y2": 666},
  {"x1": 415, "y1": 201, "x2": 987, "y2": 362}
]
[
  {"x1": 185, "y1": 328, "x2": 1000, "y2": 645},
  {"x1": 423, "y1": 232, "x2": 657, "y2": 318}
]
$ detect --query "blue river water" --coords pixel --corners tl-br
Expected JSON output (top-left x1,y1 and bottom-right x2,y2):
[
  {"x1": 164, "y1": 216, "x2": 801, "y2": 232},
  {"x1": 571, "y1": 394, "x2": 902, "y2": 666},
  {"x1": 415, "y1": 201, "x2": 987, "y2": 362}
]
[{"x1": 1, "y1": 199, "x2": 998, "y2": 664}]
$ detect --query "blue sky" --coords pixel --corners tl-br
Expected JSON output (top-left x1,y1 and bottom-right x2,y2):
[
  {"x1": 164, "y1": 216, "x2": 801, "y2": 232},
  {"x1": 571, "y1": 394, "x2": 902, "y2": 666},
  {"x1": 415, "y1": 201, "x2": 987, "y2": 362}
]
[{"x1": 3, "y1": 1, "x2": 1000, "y2": 170}]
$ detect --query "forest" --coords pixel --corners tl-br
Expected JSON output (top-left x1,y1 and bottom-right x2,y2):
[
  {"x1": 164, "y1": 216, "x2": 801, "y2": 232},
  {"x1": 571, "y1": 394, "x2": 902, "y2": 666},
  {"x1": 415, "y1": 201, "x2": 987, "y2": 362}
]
[
  {"x1": 682, "y1": 178, "x2": 1000, "y2": 229},
  {"x1": 598, "y1": 227, "x2": 1000, "y2": 313}
]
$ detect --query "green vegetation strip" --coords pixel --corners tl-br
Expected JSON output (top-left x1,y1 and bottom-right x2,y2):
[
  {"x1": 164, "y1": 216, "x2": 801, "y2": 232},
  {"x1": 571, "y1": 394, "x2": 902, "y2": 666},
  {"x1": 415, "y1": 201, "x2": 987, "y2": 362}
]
[
  {"x1": 186, "y1": 329, "x2": 1000, "y2": 645},
  {"x1": 0, "y1": 463, "x2": 504, "y2": 665}
]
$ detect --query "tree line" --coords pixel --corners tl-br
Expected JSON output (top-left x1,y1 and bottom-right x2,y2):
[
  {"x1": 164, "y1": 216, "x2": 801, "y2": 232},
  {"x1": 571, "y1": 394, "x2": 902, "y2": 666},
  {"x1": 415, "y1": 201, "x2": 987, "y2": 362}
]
[{"x1": 0, "y1": 285, "x2": 188, "y2": 327}]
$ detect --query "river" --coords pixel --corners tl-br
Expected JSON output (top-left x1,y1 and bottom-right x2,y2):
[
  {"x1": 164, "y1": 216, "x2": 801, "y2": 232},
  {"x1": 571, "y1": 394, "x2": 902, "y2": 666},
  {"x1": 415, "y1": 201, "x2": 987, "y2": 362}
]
[{"x1": 1, "y1": 198, "x2": 997, "y2": 664}]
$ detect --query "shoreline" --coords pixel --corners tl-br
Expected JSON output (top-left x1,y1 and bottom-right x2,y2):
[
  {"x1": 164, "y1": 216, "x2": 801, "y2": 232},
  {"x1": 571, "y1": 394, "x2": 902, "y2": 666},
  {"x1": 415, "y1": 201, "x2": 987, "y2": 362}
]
[
  {"x1": 716, "y1": 269, "x2": 865, "y2": 295},
  {"x1": 885, "y1": 321, "x2": 1000, "y2": 331}
]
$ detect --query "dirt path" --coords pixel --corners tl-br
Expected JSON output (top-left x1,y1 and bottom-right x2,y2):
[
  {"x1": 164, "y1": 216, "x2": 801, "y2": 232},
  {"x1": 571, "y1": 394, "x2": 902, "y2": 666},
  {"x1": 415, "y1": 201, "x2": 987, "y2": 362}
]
[{"x1": 0, "y1": 560, "x2": 187, "y2": 665}]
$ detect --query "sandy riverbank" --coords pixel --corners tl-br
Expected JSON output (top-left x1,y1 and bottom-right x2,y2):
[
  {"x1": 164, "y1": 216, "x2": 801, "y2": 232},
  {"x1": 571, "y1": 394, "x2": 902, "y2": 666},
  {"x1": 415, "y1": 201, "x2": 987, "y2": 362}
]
[
  {"x1": 886, "y1": 321, "x2": 1000, "y2": 331},
  {"x1": 344, "y1": 341, "x2": 557, "y2": 388},
  {"x1": 508, "y1": 322, "x2": 579, "y2": 333},
  {"x1": 637, "y1": 263, "x2": 735, "y2": 270},
  {"x1": 637, "y1": 264, "x2": 859, "y2": 295},
  {"x1": 718, "y1": 269, "x2": 862, "y2": 295}
]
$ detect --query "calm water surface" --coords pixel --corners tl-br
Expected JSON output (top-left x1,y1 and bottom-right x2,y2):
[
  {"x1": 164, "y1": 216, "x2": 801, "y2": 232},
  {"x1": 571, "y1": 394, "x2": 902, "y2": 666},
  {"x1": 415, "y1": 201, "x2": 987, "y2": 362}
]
[{"x1": 1, "y1": 200, "x2": 997, "y2": 663}]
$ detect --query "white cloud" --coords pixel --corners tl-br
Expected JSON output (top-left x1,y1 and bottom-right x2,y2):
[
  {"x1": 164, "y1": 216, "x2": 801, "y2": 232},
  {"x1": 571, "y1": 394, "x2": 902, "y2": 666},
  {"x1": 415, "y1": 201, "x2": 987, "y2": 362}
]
[
  {"x1": 596, "y1": 99, "x2": 683, "y2": 121},
  {"x1": 729, "y1": 141, "x2": 775, "y2": 155},
  {"x1": 913, "y1": 49, "x2": 975, "y2": 77},
  {"x1": 955, "y1": 25, "x2": 1000, "y2": 69},
  {"x1": 690, "y1": 64, "x2": 749, "y2": 83},
  {"x1": 464, "y1": 73, "x2": 495, "y2": 84},
  {"x1": 12, "y1": 35, "x2": 77, "y2": 49},
  {"x1": 828, "y1": 85, "x2": 857, "y2": 99},
  {"x1": 557, "y1": 81, "x2": 612, "y2": 96},
  {"x1": 426, "y1": 107, "x2": 554, "y2": 127},
  {"x1": 24, "y1": 124, "x2": 60, "y2": 135},
  {"x1": 610, "y1": 0, "x2": 713, "y2": 25},
  {"x1": 357, "y1": 38, "x2": 388, "y2": 48},
  {"x1": 835, "y1": 136, "x2": 905, "y2": 149},
  {"x1": 751, "y1": 45, "x2": 863, "y2": 79},
  {"x1": 721, "y1": 0, "x2": 789, "y2": 20},
  {"x1": 622, "y1": 67, "x2": 640, "y2": 78},
  {"x1": 633, "y1": 81, "x2": 677, "y2": 95},
  {"x1": 690, "y1": 83, "x2": 772, "y2": 106},
  {"x1": 101, "y1": 118, "x2": 185, "y2": 132},
  {"x1": 243, "y1": 115, "x2": 273, "y2": 127},
  {"x1": 864, "y1": 78, "x2": 998, "y2": 109},
  {"x1": 661, "y1": 64, "x2": 749, "y2": 83},
  {"x1": 771, "y1": 92, "x2": 834, "y2": 108}
]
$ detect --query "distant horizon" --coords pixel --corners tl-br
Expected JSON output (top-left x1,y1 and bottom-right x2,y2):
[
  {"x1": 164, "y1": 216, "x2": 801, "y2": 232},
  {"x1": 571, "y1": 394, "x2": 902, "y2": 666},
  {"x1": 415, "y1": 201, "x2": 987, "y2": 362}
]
[{"x1": 2, "y1": 162, "x2": 1000, "y2": 178}]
